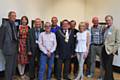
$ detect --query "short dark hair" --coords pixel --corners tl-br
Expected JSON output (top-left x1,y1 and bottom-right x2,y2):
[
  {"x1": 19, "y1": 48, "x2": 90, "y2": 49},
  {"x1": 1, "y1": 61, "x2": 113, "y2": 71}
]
[
  {"x1": 70, "y1": 20, "x2": 76, "y2": 25},
  {"x1": 105, "y1": 15, "x2": 113, "y2": 20},
  {"x1": 20, "y1": 16, "x2": 29, "y2": 25},
  {"x1": 61, "y1": 19, "x2": 70, "y2": 26}
]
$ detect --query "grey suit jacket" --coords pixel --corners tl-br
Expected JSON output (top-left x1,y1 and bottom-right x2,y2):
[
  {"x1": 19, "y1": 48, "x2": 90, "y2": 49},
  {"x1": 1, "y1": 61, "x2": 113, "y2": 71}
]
[
  {"x1": 0, "y1": 21, "x2": 18, "y2": 56},
  {"x1": 104, "y1": 25, "x2": 120, "y2": 55},
  {"x1": 0, "y1": 26, "x2": 4, "y2": 49}
]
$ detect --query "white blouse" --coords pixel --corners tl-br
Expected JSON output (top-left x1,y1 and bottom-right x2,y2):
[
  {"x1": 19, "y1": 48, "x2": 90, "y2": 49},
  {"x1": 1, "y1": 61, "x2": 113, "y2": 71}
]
[{"x1": 75, "y1": 30, "x2": 87, "y2": 53}]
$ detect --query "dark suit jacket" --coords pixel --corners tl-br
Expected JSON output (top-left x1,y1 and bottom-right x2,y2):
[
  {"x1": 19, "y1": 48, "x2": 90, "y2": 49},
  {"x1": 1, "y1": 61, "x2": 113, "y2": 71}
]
[
  {"x1": 55, "y1": 28, "x2": 75, "y2": 59},
  {"x1": 0, "y1": 26, "x2": 4, "y2": 49},
  {"x1": 0, "y1": 21, "x2": 18, "y2": 56},
  {"x1": 27, "y1": 27, "x2": 44, "y2": 54},
  {"x1": 72, "y1": 29, "x2": 79, "y2": 52}
]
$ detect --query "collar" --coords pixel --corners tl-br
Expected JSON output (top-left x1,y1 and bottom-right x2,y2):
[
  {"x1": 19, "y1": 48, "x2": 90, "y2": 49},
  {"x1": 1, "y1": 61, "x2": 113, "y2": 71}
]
[{"x1": 45, "y1": 31, "x2": 51, "y2": 34}]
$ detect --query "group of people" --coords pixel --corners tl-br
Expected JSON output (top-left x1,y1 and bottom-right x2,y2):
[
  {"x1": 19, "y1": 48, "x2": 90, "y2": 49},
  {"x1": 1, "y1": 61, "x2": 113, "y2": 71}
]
[{"x1": 0, "y1": 11, "x2": 120, "y2": 80}]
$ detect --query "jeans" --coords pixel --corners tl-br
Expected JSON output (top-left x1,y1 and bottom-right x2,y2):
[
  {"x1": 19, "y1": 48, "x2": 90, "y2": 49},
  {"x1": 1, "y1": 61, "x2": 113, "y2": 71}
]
[
  {"x1": 38, "y1": 53, "x2": 54, "y2": 80},
  {"x1": 90, "y1": 45, "x2": 104, "y2": 78}
]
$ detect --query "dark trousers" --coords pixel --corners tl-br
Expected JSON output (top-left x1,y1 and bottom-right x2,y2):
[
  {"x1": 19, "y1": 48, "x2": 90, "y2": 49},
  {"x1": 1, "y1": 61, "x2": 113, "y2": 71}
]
[
  {"x1": 29, "y1": 47, "x2": 40, "y2": 79},
  {"x1": 102, "y1": 46, "x2": 114, "y2": 80},
  {"x1": 56, "y1": 58, "x2": 70, "y2": 80},
  {"x1": 54, "y1": 57, "x2": 57, "y2": 78},
  {"x1": 5, "y1": 54, "x2": 17, "y2": 80},
  {"x1": 69, "y1": 56, "x2": 78, "y2": 75}
]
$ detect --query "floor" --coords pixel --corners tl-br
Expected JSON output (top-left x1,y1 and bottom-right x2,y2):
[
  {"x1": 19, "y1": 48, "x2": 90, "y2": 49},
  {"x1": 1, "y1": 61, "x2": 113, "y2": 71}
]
[{"x1": 0, "y1": 68, "x2": 120, "y2": 80}]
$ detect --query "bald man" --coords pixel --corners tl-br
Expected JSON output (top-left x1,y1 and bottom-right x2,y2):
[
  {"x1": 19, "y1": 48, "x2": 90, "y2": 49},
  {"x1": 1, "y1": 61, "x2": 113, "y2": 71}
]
[
  {"x1": 88, "y1": 17, "x2": 104, "y2": 79},
  {"x1": 27, "y1": 18, "x2": 44, "y2": 80},
  {"x1": 51, "y1": 16, "x2": 60, "y2": 33}
]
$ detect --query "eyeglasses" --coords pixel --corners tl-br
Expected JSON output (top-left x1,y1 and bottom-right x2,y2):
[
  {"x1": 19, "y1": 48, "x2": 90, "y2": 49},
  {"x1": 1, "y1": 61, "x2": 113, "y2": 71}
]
[{"x1": 45, "y1": 26, "x2": 51, "y2": 28}]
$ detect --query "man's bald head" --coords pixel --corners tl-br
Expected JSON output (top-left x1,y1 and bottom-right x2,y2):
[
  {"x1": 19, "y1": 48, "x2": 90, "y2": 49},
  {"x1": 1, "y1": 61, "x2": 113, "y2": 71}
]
[
  {"x1": 51, "y1": 16, "x2": 58, "y2": 26},
  {"x1": 92, "y1": 17, "x2": 99, "y2": 26}
]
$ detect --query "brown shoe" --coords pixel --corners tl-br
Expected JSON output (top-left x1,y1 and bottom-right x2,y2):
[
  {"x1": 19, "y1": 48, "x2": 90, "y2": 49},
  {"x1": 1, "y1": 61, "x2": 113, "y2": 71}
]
[
  {"x1": 21, "y1": 75, "x2": 30, "y2": 80},
  {"x1": 12, "y1": 75, "x2": 18, "y2": 80}
]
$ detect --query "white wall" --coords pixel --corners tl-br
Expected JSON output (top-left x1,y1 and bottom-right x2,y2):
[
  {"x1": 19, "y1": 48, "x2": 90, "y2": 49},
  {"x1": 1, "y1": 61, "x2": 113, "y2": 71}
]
[
  {"x1": 113, "y1": 49, "x2": 120, "y2": 67},
  {"x1": 52, "y1": 0, "x2": 85, "y2": 26},
  {"x1": 0, "y1": 0, "x2": 85, "y2": 27},
  {"x1": 85, "y1": 0, "x2": 120, "y2": 27},
  {"x1": 0, "y1": 0, "x2": 119, "y2": 27}
]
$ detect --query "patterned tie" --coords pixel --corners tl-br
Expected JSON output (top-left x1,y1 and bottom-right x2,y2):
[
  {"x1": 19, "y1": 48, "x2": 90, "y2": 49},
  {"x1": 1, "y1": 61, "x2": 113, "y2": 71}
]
[{"x1": 36, "y1": 29, "x2": 39, "y2": 40}]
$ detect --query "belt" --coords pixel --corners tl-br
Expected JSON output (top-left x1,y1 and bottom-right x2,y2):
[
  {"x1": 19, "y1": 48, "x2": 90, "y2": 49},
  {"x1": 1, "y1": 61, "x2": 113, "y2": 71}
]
[{"x1": 92, "y1": 43, "x2": 103, "y2": 46}]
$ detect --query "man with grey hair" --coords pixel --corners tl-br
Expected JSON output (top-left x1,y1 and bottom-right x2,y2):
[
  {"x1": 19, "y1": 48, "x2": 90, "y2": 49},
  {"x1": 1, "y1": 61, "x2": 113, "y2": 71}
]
[
  {"x1": 38, "y1": 22, "x2": 57, "y2": 80},
  {"x1": 102, "y1": 15, "x2": 120, "y2": 80},
  {"x1": 0, "y1": 11, "x2": 18, "y2": 80},
  {"x1": 27, "y1": 18, "x2": 44, "y2": 80}
]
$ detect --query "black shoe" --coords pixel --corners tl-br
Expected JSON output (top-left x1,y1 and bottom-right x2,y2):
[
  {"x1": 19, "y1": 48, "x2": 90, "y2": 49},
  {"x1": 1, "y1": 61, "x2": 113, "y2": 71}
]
[
  {"x1": 64, "y1": 78, "x2": 71, "y2": 80},
  {"x1": 30, "y1": 78, "x2": 34, "y2": 80}
]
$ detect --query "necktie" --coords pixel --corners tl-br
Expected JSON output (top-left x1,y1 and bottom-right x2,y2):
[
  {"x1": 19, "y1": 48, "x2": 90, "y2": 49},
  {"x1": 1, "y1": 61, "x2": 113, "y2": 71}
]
[
  {"x1": 65, "y1": 30, "x2": 69, "y2": 42},
  {"x1": 64, "y1": 30, "x2": 66, "y2": 34},
  {"x1": 36, "y1": 29, "x2": 39, "y2": 40}
]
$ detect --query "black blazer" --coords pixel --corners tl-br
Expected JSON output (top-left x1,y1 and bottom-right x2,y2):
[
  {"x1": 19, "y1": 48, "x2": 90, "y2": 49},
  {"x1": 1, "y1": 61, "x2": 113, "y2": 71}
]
[
  {"x1": 27, "y1": 27, "x2": 44, "y2": 54},
  {"x1": 0, "y1": 26, "x2": 4, "y2": 49},
  {"x1": 55, "y1": 28, "x2": 75, "y2": 59},
  {"x1": 0, "y1": 21, "x2": 18, "y2": 56},
  {"x1": 72, "y1": 29, "x2": 79, "y2": 51}
]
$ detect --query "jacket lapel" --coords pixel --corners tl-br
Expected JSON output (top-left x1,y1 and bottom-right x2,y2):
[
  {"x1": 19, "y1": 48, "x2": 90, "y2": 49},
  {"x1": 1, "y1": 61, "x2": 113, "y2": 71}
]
[
  {"x1": 32, "y1": 28, "x2": 36, "y2": 41},
  {"x1": 7, "y1": 22, "x2": 13, "y2": 40}
]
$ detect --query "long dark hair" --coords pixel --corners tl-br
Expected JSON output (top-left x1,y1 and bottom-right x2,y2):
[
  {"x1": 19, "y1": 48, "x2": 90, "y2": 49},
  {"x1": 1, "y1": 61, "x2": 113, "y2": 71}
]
[{"x1": 20, "y1": 16, "x2": 29, "y2": 25}]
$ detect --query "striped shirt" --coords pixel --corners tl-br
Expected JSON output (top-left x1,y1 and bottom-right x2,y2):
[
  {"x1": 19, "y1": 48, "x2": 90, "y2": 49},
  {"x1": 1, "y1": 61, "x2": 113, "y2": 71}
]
[{"x1": 38, "y1": 32, "x2": 57, "y2": 54}]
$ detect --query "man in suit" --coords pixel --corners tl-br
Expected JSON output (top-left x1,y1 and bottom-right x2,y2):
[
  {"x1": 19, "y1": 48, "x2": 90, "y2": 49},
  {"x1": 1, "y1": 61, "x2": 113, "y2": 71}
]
[
  {"x1": 69, "y1": 20, "x2": 78, "y2": 78},
  {"x1": 102, "y1": 15, "x2": 120, "y2": 80},
  {"x1": 27, "y1": 18, "x2": 44, "y2": 80},
  {"x1": 55, "y1": 19, "x2": 75, "y2": 80},
  {"x1": 0, "y1": 11, "x2": 18, "y2": 80}
]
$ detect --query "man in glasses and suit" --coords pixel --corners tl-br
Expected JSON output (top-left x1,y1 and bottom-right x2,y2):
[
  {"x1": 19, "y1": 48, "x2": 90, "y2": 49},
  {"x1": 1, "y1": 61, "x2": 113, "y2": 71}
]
[{"x1": 55, "y1": 19, "x2": 75, "y2": 80}]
